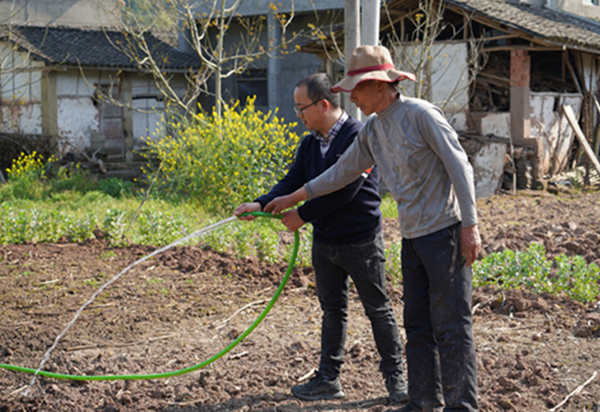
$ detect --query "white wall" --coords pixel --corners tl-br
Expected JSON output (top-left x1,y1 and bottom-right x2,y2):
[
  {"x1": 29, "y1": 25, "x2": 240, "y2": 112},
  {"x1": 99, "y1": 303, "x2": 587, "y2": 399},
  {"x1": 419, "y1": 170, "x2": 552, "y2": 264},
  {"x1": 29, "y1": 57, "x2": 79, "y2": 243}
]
[
  {"x1": 545, "y1": 0, "x2": 600, "y2": 21},
  {"x1": 394, "y1": 41, "x2": 470, "y2": 115},
  {"x1": 429, "y1": 43, "x2": 470, "y2": 115},
  {"x1": 1, "y1": 45, "x2": 191, "y2": 156},
  {"x1": 56, "y1": 70, "x2": 101, "y2": 153},
  {"x1": 0, "y1": 42, "x2": 44, "y2": 135},
  {"x1": 192, "y1": 0, "x2": 344, "y2": 16},
  {"x1": 0, "y1": 0, "x2": 120, "y2": 27},
  {"x1": 481, "y1": 113, "x2": 511, "y2": 138},
  {"x1": 471, "y1": 141, "x2": 506, "y2": 198},
  {"x1": 131, "y1": 76, "x2": 167, "y2": 149},
  {"x1": 530, "y1": 92, "x2": 583, "y2": 175}
]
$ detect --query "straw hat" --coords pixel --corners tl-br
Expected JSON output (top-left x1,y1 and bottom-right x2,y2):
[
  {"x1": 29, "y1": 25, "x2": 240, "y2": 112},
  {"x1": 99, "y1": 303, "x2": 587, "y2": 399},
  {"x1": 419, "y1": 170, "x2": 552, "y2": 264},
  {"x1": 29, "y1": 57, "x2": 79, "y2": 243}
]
[{"x1": 331, "y1": 45, "x2": 415, "y2": 93}]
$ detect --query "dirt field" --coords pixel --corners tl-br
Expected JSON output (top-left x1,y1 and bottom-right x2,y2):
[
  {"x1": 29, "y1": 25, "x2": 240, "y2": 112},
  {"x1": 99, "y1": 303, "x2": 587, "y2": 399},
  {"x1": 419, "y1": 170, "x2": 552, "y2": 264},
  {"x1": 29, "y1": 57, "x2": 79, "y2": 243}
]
[{"x1": 1, "y1": 190, "x2": 599, "y2": 412}]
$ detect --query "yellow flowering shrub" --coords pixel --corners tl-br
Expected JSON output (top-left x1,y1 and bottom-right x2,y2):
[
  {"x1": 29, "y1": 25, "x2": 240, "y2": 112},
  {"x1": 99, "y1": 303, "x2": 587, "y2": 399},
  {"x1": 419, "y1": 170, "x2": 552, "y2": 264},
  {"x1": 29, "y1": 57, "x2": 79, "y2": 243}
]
[
  {"x1": 5, "y1": 152, "x2": 53, "y2": 180},
  {"x1": 142, "y1": 97, "x2": 302, "y2": 214}
]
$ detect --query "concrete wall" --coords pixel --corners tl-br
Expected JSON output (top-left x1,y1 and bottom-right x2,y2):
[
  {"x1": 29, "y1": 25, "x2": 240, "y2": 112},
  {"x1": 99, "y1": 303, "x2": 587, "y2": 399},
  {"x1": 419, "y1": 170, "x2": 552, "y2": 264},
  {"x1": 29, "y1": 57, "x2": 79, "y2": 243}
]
[
  {"x1": 471, "y1": 141, "x2": 506, "y2": 198},
  {"x1": 131, "y1": 76, "x2": 169, "y2": 148},
  {"x1": 199, "y1": 12, "x2": 332, "y2": 128},
  {"x1": 545, "y1": 0, "x2": 600, "y2": 21},
  {"x1": 192, "y1": 0, "x2": 344, "y2": 17},
  {"x1": 55, "y1": 70, "x2": 99, "y2": 153},
  {"x1": 464, "y1": 112, "x2": 511, "y2": 138},
  {"x1": 0, "y1": 0, "x2": 120, "y2": 27},
  {"x1": 0, "y1": 42, "x2": 44, "y2": 135},
  {"x1": 56, "y1": 70, "x2": 180, "y2": 155},
  {"x1": 530, "y1": 92, "x2": 583, "y2": 175},
  {"x1": 1, "y1": 47, "x2": 184, "y2": 156},
  {"x1": 394, "y1": 42, "x2": 470, "y2": 115}
]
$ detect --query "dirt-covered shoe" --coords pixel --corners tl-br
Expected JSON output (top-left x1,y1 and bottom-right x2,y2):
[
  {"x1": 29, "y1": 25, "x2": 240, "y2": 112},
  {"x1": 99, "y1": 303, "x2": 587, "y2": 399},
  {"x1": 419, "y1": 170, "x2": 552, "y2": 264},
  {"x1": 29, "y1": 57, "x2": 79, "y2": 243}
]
[
  {"x1": 291, "y1": 373, "x2": 345, "y2": 401},
  {"x1": 385, "y1": 372, "x2": 409, "y2": 404}
]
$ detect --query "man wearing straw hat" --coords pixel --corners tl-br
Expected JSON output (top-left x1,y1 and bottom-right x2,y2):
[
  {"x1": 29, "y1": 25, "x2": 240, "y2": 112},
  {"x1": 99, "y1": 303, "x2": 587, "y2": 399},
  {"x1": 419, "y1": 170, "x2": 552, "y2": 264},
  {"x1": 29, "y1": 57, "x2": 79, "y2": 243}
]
[{"x1": 265, "y1": 45, "x2": 481, "y2": 412}]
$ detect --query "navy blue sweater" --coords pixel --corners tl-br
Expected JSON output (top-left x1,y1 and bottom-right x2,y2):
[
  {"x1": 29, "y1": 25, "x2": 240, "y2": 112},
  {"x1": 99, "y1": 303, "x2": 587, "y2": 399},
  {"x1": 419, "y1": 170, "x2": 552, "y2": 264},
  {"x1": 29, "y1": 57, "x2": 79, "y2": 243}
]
[{"x1": 255, "y1": 117, "x2": 382, "y2": 245}]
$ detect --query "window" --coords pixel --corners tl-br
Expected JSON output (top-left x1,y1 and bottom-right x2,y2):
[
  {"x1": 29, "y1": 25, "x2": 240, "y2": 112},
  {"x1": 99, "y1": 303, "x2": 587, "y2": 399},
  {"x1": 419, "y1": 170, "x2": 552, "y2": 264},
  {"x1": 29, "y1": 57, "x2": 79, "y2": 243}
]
[{"x1": 236, "y1": 69, "x2": 268, "y2": 106}]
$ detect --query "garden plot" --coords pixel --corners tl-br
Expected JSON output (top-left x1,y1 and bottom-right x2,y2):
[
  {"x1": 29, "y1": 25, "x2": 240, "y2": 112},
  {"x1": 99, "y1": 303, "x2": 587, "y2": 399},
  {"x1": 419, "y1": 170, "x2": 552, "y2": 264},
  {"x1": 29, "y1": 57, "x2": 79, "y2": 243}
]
[{"x1": 1, "y1": 190, "x2": 600, "y2": 412}]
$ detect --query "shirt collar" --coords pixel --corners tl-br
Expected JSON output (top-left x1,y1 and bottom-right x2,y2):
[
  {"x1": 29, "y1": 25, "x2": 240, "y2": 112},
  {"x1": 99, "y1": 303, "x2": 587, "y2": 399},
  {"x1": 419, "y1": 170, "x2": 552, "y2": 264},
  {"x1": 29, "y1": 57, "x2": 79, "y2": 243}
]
[{"x1": 314, "y1": 111, "x2": 348, "y2": 144}]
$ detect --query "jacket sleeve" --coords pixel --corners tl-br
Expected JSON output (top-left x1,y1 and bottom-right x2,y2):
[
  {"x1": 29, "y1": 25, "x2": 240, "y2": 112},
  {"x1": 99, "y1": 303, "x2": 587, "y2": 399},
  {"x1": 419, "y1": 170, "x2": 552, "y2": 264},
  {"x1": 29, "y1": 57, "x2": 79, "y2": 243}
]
[
  {"x1": 254, "y1": 138, "x2": 308, "y2": 209},
  {"x1": 416, "y1": 107, "x2": 478, "y2": 228},
  {"x1": 297, "y1": 170, "x2": 371, "y2": 223},
  {"x1": 304, "y1": 126, "x2": 376, "y2": 200}
]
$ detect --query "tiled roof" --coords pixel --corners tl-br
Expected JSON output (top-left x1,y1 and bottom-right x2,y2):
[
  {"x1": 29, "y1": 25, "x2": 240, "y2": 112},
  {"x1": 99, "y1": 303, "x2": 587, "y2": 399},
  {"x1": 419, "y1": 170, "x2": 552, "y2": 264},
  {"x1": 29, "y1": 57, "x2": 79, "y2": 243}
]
[
  {"x1": 446, "y1": 0, "x2": 600, "y2": 52},
  {"x1": 0, "y1": 25, "x2": 201, "y2": 71}
]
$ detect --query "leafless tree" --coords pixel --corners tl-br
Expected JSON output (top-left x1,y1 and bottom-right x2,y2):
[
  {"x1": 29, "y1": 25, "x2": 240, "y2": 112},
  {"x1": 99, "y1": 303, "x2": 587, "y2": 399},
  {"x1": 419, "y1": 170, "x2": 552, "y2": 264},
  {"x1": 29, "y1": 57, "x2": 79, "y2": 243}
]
[
  {"x1": 383, "y1": 0, "x2": 487, "y2": 114},
  {"x1": 96, "y1": 0, "x2": 310, "y2": 118}
]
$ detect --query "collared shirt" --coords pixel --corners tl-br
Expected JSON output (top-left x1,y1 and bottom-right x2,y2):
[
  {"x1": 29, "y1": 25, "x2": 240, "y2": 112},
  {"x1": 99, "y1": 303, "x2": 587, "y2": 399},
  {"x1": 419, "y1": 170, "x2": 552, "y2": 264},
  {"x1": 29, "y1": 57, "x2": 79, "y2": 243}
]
[{"x1": 314, "y1": 111, "x2": 349, "y2": 157}]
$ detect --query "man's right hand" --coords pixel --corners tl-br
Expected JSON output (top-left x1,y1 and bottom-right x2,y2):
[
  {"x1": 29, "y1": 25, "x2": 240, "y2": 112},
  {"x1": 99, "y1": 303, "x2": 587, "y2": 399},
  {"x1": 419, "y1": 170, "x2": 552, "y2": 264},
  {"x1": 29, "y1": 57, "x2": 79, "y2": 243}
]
[
  {"x1": 264, "y1": 187, "x2": 308, "y2": 214},
  {"x1": 234, "y1": 202, "x2": 262, "y2": 221}
]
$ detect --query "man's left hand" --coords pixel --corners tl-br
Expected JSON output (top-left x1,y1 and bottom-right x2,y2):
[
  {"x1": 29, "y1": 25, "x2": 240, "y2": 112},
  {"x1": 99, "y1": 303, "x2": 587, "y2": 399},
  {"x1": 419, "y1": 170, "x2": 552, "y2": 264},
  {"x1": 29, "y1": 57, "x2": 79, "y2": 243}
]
[
  {"x1": 281, "y1": 209, "x2": 305, "y2": 232},
  {"x1": 461, "y1": 224, "x2": 481, "y2": 267}
]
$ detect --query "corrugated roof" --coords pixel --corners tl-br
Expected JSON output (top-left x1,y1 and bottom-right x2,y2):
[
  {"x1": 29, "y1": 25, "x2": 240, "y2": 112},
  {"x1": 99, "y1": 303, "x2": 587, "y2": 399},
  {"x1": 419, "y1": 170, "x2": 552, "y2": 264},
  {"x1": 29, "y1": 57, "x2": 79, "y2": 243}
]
[
  {"x1": 445, "y1": 0, "x2": 600, "y2": 52},
  {"x1": 0, "y1": 25, "x2": 202, "y2": 72}
]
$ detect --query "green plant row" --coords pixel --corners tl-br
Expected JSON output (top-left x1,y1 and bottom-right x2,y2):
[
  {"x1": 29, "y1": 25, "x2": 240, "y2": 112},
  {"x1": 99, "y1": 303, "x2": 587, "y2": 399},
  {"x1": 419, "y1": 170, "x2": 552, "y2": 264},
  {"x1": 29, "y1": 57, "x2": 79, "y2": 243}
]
[
  {"x1": 473, "y1": 243, "x2": 600, "y2": 303},
  {"x1": 1, "y1": 117, "x2": 598, "y2": 303},
  {"x1": 0, "y1": 202, "x2": 313, "y2": 267},
  {"x1": 1, "y1": 201, "x2": 598, "y2": 302}
]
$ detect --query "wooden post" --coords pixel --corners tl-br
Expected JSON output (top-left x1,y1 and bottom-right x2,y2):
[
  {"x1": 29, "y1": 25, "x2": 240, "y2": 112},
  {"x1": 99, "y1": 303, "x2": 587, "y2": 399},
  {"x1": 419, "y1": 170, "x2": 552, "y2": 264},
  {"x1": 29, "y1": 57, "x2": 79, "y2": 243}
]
[
  {"x1": 41, "y1": 69, "x2": 58, "y2": 150},
  {"x1": 121, "y1": 73, "x2": 134, "y2": 162},
  {"x1": 563, "y1": 104, "x2": 600, "y2": 175}
]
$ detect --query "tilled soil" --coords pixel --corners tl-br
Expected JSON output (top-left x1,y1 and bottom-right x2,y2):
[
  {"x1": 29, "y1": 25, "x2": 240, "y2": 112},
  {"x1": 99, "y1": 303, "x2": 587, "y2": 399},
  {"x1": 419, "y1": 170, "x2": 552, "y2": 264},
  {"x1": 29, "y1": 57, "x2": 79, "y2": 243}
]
[{"x1": 1, "y1": 190, "x2": 599, "y2": 412}]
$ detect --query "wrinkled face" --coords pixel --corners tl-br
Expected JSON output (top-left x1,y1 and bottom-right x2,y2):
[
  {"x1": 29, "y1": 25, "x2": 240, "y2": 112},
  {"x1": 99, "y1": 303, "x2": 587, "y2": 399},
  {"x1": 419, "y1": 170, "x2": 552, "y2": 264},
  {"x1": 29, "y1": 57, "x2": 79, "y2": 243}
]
[
  {"x1": 293, "y1": 85, "x2": 323, "y2": 131},
  {"x1": 350, "y1": 80, "x2": 383, "y2": 116}
]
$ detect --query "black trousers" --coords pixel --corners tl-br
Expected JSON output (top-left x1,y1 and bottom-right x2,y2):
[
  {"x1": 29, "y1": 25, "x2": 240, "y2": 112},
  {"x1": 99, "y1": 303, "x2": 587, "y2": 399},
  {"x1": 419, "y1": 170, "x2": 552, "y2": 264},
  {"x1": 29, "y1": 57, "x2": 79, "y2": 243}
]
[
  {"x1": 312, "y1": 232, "x2": 405, "y2": 380},
  {"x1": 401, "y1": 222, "x2": 478, "y2": 412}
]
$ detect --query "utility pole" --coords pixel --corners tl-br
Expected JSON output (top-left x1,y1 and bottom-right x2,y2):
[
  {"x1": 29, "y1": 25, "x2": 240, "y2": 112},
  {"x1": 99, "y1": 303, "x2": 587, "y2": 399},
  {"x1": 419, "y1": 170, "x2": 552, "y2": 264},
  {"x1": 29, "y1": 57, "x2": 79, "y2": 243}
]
[
  {"x1": 362, "y1": 0, "x2": 381, "y2": 46},
  {"x1": 344, "y1": 0, "x2": 360, "y2": 119},
  {"x1": 267, "y1": 9, "x2": 281, "y2": 113},
  {"x1": 360, "y1": 0, "x2": 381, "y2": 122}
]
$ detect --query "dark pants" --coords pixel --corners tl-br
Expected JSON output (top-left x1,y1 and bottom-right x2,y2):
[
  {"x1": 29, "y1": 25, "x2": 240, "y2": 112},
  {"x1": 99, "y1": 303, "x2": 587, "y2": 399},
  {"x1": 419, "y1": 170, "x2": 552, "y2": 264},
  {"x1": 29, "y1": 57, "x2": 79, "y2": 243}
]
[
  {"x1": 401, "y1": 222, "x2": 478, "y2": 411},
  {"x1": 312, "y1": 232, "x2": 404, "y2": 379}
]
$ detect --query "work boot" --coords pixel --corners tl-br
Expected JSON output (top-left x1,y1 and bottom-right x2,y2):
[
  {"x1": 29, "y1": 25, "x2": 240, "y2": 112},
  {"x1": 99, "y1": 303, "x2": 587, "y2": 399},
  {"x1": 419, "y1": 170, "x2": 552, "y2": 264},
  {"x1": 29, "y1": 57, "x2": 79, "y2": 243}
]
[
  {"x1": 291, "y1": 372, "x2": 345, "y2": 400},
  {"x1": 385, "y1": 372, "x2": 410, "y2": 404}
]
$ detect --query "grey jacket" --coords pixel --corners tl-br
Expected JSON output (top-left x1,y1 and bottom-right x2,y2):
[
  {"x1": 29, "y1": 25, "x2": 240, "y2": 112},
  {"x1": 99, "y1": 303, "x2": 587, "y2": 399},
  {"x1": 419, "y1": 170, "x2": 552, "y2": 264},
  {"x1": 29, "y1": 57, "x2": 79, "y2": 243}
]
[{"x1": 304, "y1": 95, "x2": 477, "y2": 239}]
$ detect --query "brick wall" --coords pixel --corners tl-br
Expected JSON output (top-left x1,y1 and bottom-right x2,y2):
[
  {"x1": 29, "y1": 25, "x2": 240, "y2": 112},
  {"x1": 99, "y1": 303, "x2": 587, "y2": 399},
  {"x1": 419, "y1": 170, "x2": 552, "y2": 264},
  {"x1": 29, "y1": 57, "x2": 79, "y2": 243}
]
[{"x1": 510, "y1": 50, "x2": 531, "y2": 87}]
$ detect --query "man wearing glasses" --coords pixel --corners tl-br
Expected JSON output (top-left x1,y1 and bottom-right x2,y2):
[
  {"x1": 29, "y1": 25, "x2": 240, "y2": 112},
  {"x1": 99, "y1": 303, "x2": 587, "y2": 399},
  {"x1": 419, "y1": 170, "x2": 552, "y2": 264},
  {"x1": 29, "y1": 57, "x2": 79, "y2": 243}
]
[{"x1": 235, "y1": 73, "x2": 408, "y2": 405}]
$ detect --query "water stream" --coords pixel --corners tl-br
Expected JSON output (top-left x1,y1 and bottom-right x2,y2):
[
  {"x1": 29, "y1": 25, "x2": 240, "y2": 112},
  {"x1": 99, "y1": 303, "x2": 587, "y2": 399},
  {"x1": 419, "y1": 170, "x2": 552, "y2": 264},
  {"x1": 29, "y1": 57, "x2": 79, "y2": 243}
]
[{"x1": 25, "y1": 215, "x2": 238, "y2": 394}]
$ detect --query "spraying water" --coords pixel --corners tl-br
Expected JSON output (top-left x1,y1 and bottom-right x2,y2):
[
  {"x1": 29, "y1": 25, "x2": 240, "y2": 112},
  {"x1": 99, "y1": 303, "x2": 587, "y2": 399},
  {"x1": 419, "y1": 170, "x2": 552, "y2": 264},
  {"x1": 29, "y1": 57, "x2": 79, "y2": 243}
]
[{"x1": 24, "y1": 215, "x2": 238, "y2": 394}]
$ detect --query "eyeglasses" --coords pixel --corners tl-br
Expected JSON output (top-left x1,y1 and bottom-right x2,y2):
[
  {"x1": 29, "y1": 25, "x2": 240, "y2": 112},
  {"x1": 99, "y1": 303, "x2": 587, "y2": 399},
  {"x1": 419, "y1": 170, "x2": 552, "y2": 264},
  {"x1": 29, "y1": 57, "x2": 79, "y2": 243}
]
[{"x1": 293, "y1": 99, "x2": 322, "y2": 116}]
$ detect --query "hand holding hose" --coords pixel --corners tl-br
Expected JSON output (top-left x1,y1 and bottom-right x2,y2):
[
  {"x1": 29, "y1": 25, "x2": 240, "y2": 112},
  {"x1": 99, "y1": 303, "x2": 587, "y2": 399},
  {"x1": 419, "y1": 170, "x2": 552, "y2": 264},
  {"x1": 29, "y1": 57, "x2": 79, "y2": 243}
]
[
  {"x1": 234, "y1": 202, "x2": 262, "y2": 220},
  {"x1": 281, "y1": 209, "x2": 305, "y2": 232},
  {"x1": 264, "y1": 187, "x2": 308, "y2": 214}
]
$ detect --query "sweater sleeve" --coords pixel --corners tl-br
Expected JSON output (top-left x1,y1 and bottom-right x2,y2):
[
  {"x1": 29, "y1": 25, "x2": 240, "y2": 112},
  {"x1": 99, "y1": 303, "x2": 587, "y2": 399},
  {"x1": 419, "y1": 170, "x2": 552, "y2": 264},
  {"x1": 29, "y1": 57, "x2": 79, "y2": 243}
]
[
  {"x1": 416, "y1": 107, "x2": 478, "y2": 228},
  {"x1": 298, "y1": 172, "x2": 368, "y2": 223},
  {"x1": 255, "y1": 138, "x2": 308, "y2": 208},
  {"x1": 304, "y1": 126, "x2": 376, "y2": 200}
]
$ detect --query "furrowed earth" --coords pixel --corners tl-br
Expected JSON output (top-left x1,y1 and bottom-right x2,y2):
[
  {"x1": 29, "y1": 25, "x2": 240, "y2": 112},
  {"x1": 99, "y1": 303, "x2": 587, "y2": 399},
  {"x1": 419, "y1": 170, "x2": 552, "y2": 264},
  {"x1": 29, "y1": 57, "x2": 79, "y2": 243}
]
[{"x1": 1, "y1": 190, "x2": 599, "y2": 412}]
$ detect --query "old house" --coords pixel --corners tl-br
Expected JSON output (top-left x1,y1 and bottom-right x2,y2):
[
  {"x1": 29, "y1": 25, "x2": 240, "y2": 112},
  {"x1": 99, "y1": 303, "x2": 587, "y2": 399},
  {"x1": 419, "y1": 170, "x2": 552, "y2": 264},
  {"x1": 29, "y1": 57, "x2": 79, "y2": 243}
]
[
  {"x1": 302, "y1": 0, "x2": 600, "y2": 196},
  {"x1": 0, "y1": 24, "x2": 200, "y2": 166}
]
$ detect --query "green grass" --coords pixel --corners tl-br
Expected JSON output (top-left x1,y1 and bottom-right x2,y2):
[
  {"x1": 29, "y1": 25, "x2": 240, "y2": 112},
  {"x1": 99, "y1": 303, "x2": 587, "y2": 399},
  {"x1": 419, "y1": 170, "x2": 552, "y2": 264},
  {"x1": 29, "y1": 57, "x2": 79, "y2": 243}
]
[
  {"x1": 1, "y1": 174, "x2": 598, "y2": 303},
  {"x1": 473, "y1": 243, "x2": 600, "y2": 303}
]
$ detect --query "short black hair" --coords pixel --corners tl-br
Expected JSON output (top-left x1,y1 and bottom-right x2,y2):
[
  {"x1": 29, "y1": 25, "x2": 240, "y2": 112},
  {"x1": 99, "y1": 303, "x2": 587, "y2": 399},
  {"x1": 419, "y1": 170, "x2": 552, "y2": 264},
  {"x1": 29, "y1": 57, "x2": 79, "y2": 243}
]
[{"x1": 295, "y1": 73, "x2": 341, "y2": 108}]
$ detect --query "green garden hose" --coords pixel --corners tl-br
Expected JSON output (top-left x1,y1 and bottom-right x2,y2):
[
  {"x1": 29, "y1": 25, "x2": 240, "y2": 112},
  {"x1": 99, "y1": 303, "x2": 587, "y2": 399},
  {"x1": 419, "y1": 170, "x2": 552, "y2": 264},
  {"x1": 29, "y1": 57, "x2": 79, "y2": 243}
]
[{"x1": 0, "y1": 211, "x2": 299, "y2": 381}]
